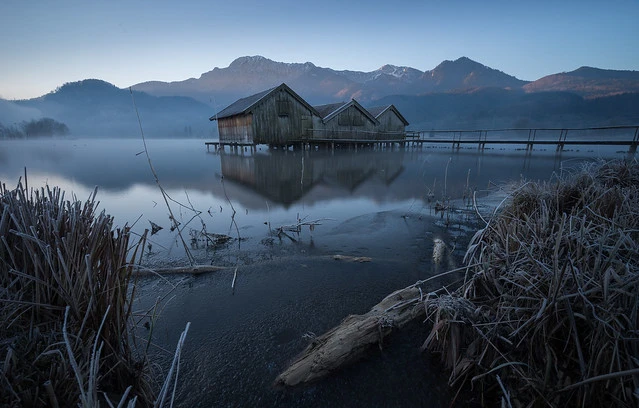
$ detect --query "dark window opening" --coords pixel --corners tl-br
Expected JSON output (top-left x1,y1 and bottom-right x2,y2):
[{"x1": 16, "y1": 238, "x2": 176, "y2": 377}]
[{"x1": 277, "y1": 100, "x2": 291, "y2": 117}]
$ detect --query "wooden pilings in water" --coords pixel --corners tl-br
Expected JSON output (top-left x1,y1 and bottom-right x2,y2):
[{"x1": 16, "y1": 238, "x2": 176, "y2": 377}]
[{"x1": 206, "y1": 142, "x2": 257, "y2": 154}]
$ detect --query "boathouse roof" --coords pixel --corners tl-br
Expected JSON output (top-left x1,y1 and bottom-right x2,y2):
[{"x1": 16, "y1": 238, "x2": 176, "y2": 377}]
[
  {"x1": 313, "y1": 100, "x2": 379, "y2": 124},
  {"x1": 313, "y1": 102, "x2": 348, "y2": 119},
  {"x1": 366, "y1": 105, "x2": 410, "y2": 126},
  {"x1": 210, "y1": 83, "x2": 320, "y2": 121}
]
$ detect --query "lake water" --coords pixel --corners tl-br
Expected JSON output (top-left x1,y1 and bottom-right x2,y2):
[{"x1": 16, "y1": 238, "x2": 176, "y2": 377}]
[{"x1": 0, "y1": 138, "x2": 628, "y2": 406}]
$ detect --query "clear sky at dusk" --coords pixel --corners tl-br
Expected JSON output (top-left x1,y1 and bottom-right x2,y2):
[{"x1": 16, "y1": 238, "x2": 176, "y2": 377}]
[{"x1": 1, "y1": 0, "x2": 638, "y2": 100}]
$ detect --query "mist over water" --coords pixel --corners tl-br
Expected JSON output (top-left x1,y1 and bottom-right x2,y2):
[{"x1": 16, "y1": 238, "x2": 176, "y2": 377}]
[
  {"x1": 0, "y1": 138, "x2": 624, "y2": 225},
  {"x1": 0, "y1": 138, "x2": 628, "y2": 406}
]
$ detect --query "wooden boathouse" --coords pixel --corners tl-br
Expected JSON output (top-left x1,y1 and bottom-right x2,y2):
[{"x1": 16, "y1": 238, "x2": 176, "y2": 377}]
[
  {"x1": 209, "y1": 83, "x2": 321, "y2": 148},
  {"x1": 366, "y1": 105, "x2": 410, "y2": 140},
  {"x1": 311, "y1": 100, "x2": 379, "y2": 140},
  {"x1": 209, "y1": 83, "x2": 411, "y2": 150}
]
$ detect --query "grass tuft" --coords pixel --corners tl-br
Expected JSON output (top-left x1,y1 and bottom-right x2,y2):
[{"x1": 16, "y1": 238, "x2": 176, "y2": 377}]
[
  {"x1": 0, "y1": 180, "x2": 153, "y2": 407},
  {"x1": 424, "y1": 158, "x2": 639, "y2": 407}
]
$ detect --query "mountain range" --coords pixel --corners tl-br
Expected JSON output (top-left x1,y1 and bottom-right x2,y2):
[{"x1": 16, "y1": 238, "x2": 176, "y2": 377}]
[
  {"x1": 133, "y1": 56, "x2": 530, "y2": 107},
  {"x1": 133, "y1": 56, "x2": 639, "y2": 107},
  {"x1": 1, "y1": 56, "x2": 638, "y2": 137}
]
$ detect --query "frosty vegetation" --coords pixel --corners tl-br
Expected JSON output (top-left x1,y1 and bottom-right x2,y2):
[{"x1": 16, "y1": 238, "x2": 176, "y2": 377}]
[{"x1": 424, "y1": 159, "x2": 639, "y2": 407}]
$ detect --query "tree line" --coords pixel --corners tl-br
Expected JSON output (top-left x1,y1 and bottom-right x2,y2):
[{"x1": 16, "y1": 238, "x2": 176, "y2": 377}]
[{"x1": 0, "y1": 118, "x2": 69, "y2": 139}]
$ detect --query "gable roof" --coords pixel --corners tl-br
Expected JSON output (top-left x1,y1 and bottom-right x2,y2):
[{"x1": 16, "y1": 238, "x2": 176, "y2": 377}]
[
  {"x1": 313, "y1": 102, "x2": 348, "y2": 119},
  {"x1": 209, "y1": 83, "x2": 320, "y2": 121},
  {"x1": 210, "y1": 87, "x2": 275, "y2": 120},
  {"x1": 315, "y1": 99, "x2": 379, "y2": 125},
  {"x1": 365, "y1": 105, "x2": 389, "y2": 118},
  {"x1": 366, "y1": 104, "x2": 410, "y2": 126}
]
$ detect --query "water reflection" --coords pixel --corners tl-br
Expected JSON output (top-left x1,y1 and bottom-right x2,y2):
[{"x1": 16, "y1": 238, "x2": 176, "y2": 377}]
[
  {"x1": 0, "y1": 139, "x2": 625, "y2": 213},
  {"x1": 220, "y1": 150, "x2": 404, "y2": 206},
  {"x1": 0, "y1": 139, "x2": 627, "y2": 257}
]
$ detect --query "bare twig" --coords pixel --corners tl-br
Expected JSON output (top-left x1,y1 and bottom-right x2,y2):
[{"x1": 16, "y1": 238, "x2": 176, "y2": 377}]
[{"x1": 130, "y1": 87, "x2": 195, "y2": 265}]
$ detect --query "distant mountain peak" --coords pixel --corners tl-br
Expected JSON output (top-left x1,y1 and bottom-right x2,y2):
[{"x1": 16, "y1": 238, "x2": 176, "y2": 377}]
[
  {"x1": 229, "y1": 55, "x2": 271, "y2": 67},
  {"x1": 372, "y1": 64, "x2": 422, "y2": 81},
  {"x1": 426, "y1": 56, "x2": 527, "y2": 90},
  {"x1": 226, "y1": 56, "x2": 318, "y2": 74},
  {"x1": 377, "y1": 64, "x2": 408, "y2": 72},
  {"x1": 436, "y1": 56, "x2": 485, "y2": 69}
]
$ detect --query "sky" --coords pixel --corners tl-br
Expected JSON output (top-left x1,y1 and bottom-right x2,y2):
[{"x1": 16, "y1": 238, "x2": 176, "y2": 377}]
[{"x1": 1, "y1": 0, "x2": 638, "y2": 100}]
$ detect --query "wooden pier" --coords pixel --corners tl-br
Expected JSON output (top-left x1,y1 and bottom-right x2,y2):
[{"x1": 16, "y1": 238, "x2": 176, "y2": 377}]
[
  {"x1": 206, "y1": 125, "x2": 639, "y2": 154},
  {"x1": 405, "y1": 125, "x2": 638, "y2": 153}
]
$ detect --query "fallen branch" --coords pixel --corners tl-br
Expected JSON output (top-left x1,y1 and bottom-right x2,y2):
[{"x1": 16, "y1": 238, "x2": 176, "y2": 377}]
[
  {"x1": 275, "y1": 286, "x2": 424, "y2": 386},
  {"x1": 332, "y1": 255, "x2": 372, "y2": 263},
  {"x1": 275, "y1": 246, "x2": 470, "y2": 387},
  {"x1": 134, "y1": 265, "x2": 228, "y2": 276}
]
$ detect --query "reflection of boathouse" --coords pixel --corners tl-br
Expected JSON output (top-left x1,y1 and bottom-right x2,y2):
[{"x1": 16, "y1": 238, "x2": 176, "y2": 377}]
[
  {"x1": 220, "y1": 151, "x2": 405, "y2": 206},
  {"x1": 210, "y1": 83, "x2": 409, "y2": 147}
]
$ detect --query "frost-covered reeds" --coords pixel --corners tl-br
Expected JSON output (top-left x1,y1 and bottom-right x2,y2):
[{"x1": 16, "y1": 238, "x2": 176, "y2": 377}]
[
  {"x1": 0, "y1": 181, "x2": 153, "y2": 406},
  {"x1": 424, "y1": 159, "x2": 639, "y2": 407}
]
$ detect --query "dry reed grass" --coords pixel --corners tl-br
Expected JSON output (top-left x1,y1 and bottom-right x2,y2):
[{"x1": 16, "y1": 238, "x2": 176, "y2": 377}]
[
  {"x1": 423, "y1": 159, "x2": 639, "y2": 407},
  {"x1": 0, "y1": 180, "x2": 153, "y2": 406}
]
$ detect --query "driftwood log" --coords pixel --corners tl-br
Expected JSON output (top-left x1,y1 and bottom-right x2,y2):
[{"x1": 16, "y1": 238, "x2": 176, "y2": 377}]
[{"x1": 275, "y1": 285, "x2": 424, "y2": 386}]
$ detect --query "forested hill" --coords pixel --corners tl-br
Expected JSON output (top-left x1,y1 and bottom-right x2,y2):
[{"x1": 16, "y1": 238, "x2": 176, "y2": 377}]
[{"x1": 7, "y1": 79, "x2": 214, "y2": 138}]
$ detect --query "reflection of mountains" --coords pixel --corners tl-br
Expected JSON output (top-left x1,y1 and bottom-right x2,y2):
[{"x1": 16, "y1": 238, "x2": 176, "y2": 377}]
[
  {"x1": 220, "y1": 151, "x2": 405, "y2": 206},
  {"x1": 2, "y1": 140, "x2": 610, "y2": 214}
]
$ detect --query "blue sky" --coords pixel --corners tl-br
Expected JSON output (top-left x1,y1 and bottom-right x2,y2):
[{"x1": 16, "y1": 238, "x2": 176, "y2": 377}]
[{"x1": 1, "y1": 0, "x2": 638, "y2": 100}]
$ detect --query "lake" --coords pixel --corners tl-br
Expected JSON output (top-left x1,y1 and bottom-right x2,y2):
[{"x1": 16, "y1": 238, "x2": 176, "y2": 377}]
[{"x1": 0, "y1": 138, "x2": 628, "y2": 406}]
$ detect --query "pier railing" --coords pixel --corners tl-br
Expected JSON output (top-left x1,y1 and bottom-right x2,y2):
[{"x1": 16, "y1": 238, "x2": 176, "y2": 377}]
[{"x1": 406, "y1": 125, "x2": 639, "y2": 153}]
